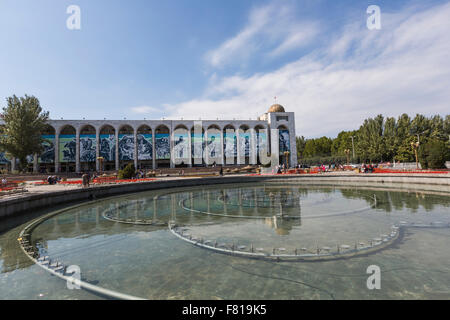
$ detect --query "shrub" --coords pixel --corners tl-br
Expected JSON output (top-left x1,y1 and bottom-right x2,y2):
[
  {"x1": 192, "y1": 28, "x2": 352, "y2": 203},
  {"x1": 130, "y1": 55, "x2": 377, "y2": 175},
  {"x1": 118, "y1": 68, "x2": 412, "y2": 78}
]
[{"x1": 118, "y1": 163, "x2": 136, "y2": 179}]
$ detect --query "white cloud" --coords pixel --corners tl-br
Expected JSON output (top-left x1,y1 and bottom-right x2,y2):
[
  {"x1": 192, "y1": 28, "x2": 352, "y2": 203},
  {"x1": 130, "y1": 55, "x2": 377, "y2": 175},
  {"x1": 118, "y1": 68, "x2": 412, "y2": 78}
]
[
  {"x1": 167, "y1": 2, "x2": 450, "y2": 138},
  {"x1": 131, "y1": 106, "x2": 160, "y2": 114},
  {"x1": 205, "y1": 3, "x2": 319, "y2": 68}
]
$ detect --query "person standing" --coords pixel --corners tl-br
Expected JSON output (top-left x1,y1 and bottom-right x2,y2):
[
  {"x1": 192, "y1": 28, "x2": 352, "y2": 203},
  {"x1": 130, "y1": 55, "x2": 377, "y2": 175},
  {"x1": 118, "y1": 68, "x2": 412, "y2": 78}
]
[{"x1": 82, "y1": 173, "x2": 88, "y2": 188}]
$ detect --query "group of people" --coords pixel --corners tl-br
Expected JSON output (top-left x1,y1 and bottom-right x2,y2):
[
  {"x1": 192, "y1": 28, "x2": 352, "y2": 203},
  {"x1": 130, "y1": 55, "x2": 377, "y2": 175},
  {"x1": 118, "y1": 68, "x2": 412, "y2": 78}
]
[
  {"x1": 361, "y1": 163, "x2": 377, "y2": 173},
  {"x1": 274, "y1": 163, "x2": 287, "y2": 174},
  {"x1": 81, "y1": 172, "x2": 91, "y2": 188},
  {"x1": 47, "y1": 175, "x2": 61, "y2": 185}
]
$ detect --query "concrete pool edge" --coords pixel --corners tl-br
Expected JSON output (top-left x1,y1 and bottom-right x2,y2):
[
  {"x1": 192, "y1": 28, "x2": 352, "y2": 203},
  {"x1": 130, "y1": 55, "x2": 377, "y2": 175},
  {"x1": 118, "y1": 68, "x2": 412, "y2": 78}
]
[{"x1": 1, "y1": 174, "x2": 449, "y2": 221}]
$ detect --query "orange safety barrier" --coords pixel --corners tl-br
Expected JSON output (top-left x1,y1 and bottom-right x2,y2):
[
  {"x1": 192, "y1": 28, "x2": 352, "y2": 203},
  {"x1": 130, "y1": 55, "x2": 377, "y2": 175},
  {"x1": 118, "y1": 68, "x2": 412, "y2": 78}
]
[
  {"x1": 373, "y1": 168, "x2": 448, "y2": 174},
  {"x1": 0, "y1": 182, "x2": 24, "y2": 192},
  {"x1": 93, "y1": 177, "x2": 117, "y2": 184},
  {"x1": 59, "y1": 180, "x2": 83, "y2": 185}
]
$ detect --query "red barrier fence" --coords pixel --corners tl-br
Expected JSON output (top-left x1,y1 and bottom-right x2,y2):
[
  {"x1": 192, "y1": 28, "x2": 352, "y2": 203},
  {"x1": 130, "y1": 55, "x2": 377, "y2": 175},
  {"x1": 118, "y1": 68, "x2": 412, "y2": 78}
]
[
  {"x1": 373, "y1": 168, "x2": 448, "y2": 174},
  {"x1": 0, "y1": 182, "x2": 25, "y2": 193}
]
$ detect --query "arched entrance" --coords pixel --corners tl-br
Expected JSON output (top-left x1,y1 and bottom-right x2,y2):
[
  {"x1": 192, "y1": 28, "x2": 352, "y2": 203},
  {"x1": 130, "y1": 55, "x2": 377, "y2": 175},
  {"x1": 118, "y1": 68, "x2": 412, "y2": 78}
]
[
  {"x1": 99, "y1": 125, "x2": 115, "y2": 171},
  {"x1": 38, "y1": 125, "x2": 56, "y2": 173},
  {"x1": 207, "y1": 125, "x2": 222, "y2": 166},
  {"x1": 278, "y1": 125, "x2": 290, "y2": 167},
  {"x1": 80, "y1": 125, "x2": 96, "y2": 172},
  {"x1": 191, "y1": 126, "x2": 205, "y2": 167},
  {"x1": 137, "y1": 125, "x2": 153, "y2": 169},
  {"x1": 118, "y1": 125, "x2": 134, "y2": 170},
  {"x1": 173, "y1": 125, "x2": 189, "y2": 168},
  {"x1": 255, "y1": 125, "x2": 268, "y2": 165},
  {"x1": 223, "y1": 125, "x2": 236, "y2": 165},
  {"x1": 239, "y1": 125, "x2": 250, "y2": 165},
  {"x1": 155, "y1": 125, "x2": 170, "y2": 168},
  {"x1": 59, "y1": 125, "x2": 76, "y2": 172}
]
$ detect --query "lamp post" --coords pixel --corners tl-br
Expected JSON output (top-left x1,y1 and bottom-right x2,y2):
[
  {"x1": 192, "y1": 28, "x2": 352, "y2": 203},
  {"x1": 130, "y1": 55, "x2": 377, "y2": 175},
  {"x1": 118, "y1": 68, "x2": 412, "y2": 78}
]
[
  {"x1": 344, "y1": 149, "x2": 350, "y2": 165},
  {"x1": 410, "y1": 141, "x2": 420, "y2": 169},
  {"x1": 284, "y1": 151, "x2": 290, "y2": 169},
  {"x1": 97, "y1": 157, "x2": 104, "y2": 173}
]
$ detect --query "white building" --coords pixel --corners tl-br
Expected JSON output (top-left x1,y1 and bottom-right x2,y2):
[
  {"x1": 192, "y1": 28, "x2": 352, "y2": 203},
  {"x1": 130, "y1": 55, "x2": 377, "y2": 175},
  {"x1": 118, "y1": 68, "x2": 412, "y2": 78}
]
[{"x1": 1, "y1": 104, "x2": 297, "y2": 173}]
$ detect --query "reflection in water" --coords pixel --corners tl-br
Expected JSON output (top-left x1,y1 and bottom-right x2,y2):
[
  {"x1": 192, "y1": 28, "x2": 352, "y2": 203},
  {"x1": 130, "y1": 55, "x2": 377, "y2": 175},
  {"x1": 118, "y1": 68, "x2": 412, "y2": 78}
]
[{"x1": 0, "y1": 183, "x2": 449, "y2": 299}]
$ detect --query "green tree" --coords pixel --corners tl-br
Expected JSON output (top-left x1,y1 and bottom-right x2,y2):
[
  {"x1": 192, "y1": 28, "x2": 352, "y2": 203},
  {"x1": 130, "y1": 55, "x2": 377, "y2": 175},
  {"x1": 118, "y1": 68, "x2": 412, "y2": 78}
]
[
  {"x1": 0, "y1": 95, "x2": 49, "y2": 171},
  {"x1": 118, "y1": 163, "x2": 136, "y2": 179},
  {"x1": 418, "y1": 139, "x2": 450, "y2": 169},
  {"x1": 296, "y1": 136, "x2": 306, "y2": 161},
  {"x1": 356, "y1": 115, "x2": 384, "y2": 162},
  {"x1": 383, "y1": 117, "x2": 397, "y2": 161},
  {"x1": 331, "y1": 131, "x2": 357, "y2": 158},
  {"x1": 394, "y1": 114, "x2": 414, "y2": 162}
]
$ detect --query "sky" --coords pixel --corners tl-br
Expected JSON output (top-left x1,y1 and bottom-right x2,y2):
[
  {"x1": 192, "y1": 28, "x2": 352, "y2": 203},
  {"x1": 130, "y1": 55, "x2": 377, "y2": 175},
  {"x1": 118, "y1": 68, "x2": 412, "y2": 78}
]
[{"x1": 0, "y1": 0, "x2": 449, "y2": 138}]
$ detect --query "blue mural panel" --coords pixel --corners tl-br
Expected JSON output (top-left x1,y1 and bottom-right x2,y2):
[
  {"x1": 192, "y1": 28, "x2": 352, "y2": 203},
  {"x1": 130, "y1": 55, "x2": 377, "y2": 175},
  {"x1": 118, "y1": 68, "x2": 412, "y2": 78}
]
[
  {"x1": 191, "y1": 133, "x2": 205, "y2": 160},
  {"x1": 59, "y1": 134, "x2": 76, "y2": 163},
  {"x1": 224, "y1": 132, "x2": 237, "y2": 159},
  {"x1": 156, "y1": 133, "x2": 170, "y2": 160},
  {"x1": 119, "y1": 134, "x2": 135, "y2": 161},
  {"x1": 207, "y1": 132, "x2": 221, "y2": 158},
  {"x1": 137, "y1": 134, "x2": 153, "y2": 160},
  {"x1": 173, "y1": 132, "x2": 188, "y2": 160},
  {"x1": 99, "y1": 134, "x2": 115, "y2": 162},
  {"x1": 239, "y1": 131, "x2": 250, "y2": 157},
  {"x1": 80, "y1": 134, "x2": 96, "y2": 162},
  {"x1": 279, "y1": 130, "x2": 290, "y2": 153},
  {"x1": 257, "y1": 131, "x2": 267, "y2": 156},
  {"x1": 39, "y1": 135, "x2": 55, "y2": 163},
  {"x1": 0, "y1": 152, "x2": 10, "y2": 164}
]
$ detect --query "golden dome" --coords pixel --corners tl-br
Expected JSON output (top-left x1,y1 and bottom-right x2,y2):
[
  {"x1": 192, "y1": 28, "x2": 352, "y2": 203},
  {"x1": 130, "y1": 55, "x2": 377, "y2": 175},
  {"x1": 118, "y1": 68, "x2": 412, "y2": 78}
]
[{"x1": 268, "y1": 104, "x2": 285, "y2": 113}]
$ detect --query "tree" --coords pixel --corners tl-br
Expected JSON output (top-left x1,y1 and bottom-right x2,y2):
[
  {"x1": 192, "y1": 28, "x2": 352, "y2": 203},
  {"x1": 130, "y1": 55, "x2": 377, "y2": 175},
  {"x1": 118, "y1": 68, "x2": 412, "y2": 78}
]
[
  {"x1": 418, "y1": 139, "x2": 450, "y2": 169},
  {"x1": 383, "y1": 117, "x2": 396, "y2": 161},
  {"x1": 356, "y1": 115, "x2": 384, "y2": 162},
  {"x1": 394, "y1": 114, "x2": 414, "y2": 162},
  {"x1": 118, "y1": 163, "x2": 136, "y2": 179},
  {"x1": 0, "y1": 95, "x2": 49, "y2": 171},
  {"x1": 296, "y1": 136, "x2": 306, "y2": 161}
]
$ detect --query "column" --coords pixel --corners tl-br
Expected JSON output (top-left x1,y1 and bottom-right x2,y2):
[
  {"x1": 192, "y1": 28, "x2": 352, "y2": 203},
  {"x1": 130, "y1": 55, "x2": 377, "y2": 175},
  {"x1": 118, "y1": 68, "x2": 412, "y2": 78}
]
[
  {"x1": 115, "y1": 129, "x2": 119, "y2": 171},
  {"x1": 11, "y1": 157, "x2": 16, "y2": 172},
  {"x1": 75, "y1": 128, "x2": 81, "y2": 173},
  {"x1": 220, "y1": 129, "x2": 225, "y2": 166},
  {"x1": 236, "y1": 128, "x2": 242, "y2": 165},
  {"x1": 250, "y1": 128, "x2": 257, "y2": 165},
  {"x1": 170, "y1": 129, "x2": 175, "y2": 169},
  {"x1": 33, "y1": 153, "x2": 38, "y2": 173},
  {"x1": 188, "y1": 129, "x2": 192, "y2": 168},
  {"x1": 152, "y1": 131, "x2": 156, "y2": 169},
  {"x1": 55, "y1": 132, "x2": 60, "y2": 173},
  {"x1": 204, "y1": 128, "x2": 209, "y2": 167},
  {"x1": 95, "y1": 129, "x2": 100, "y2": 172},
  {"x1": 270, "y1": 128, "x2": 280, "y2": 167},
  {"x1": 289, "y1": 129, "x2": 297, "y2": 168},
  {"x1": 134, "y1": 129, "x2": 138, "y2": 170}
]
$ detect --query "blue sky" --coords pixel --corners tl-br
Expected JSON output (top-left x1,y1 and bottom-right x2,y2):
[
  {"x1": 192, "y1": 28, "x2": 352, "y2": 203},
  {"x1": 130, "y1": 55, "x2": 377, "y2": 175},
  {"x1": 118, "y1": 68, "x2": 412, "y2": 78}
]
[{"x1": 0, "y1": 0, "x2": 449, "y2": 137}]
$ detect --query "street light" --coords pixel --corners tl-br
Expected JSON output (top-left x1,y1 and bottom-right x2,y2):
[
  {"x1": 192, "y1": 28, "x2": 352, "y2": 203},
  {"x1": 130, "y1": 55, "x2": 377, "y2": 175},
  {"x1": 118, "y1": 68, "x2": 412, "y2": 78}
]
[
  {"x1": 97, "y1": 157, "x2": 104, "y2": 173},
  {"x1": 344, "y1": 149, "x2": 350, "y2": 165},
  {"x1": 410, "y1": 141, "x2": 420, "y2": 169},
  {"x1": 284, "y1": 151, "x2": 290, "y2": 170}
]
